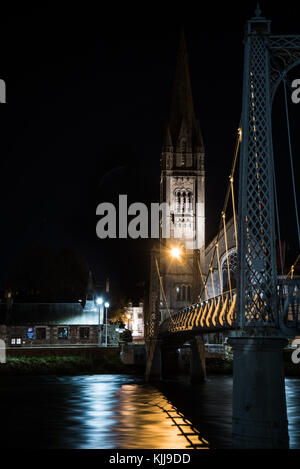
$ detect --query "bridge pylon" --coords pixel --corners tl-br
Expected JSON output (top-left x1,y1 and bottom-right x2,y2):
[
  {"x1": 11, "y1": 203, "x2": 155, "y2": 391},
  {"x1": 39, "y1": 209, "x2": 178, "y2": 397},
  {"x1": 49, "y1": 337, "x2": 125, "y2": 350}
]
[{"x1": 230, "y1": 6, "x2": 300, "y2": 449}]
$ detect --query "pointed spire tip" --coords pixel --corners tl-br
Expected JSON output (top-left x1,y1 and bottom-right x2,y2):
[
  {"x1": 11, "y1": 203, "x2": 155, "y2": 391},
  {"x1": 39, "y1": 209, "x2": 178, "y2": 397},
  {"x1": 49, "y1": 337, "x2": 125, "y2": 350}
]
[{"x1": 255, "y1": 2, "x2": 262, "y2": 17}]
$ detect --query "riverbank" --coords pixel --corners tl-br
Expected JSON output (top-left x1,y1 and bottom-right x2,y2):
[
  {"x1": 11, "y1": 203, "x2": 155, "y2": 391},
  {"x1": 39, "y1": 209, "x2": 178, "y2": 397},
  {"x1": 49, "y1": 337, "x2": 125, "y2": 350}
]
[
  {"x1": 0, "y1": 350, "x2": 299, "y2": 377},
  {"x1": 0, "y1": 356, "x2": 144, "y2": 376}
]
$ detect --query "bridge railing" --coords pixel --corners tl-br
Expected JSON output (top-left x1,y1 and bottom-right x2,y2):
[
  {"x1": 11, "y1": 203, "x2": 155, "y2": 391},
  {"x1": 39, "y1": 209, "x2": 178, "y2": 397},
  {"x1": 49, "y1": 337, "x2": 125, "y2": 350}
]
[
  {"x1": 159, "y1": 290, "x2": 237, "y2": 335},
  {"x1": 158, "y1": 278, "x2": 300, "y2": 336}
]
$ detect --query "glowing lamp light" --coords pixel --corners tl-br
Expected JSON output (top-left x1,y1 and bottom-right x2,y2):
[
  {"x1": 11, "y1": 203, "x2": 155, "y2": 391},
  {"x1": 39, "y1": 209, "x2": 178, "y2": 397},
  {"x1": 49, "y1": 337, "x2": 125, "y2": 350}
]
[
  {"x1": 104, "y1": 302, "x2": 110, "y2": 308},
  {"x1": 170, "y1": 246, "x2": 182, "y2": 261},
  {"x1": 96, "y1": 297, "x2": 103, "y2": 305}
]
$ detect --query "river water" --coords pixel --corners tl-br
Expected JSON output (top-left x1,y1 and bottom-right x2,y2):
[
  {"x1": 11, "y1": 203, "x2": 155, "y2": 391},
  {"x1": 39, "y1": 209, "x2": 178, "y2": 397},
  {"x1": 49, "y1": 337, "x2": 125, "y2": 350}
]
[{"x1": 0, "y1": 374, "x2": 299, "y2": 449}]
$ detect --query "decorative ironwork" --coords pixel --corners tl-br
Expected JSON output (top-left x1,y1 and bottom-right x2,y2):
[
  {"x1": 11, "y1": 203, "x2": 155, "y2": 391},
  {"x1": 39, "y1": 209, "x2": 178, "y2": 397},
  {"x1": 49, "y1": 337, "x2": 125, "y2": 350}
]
[
  {"x1": 269, "y1": 36, "x2": 300, "y2": 102},
  {"x1": 238, "y1": 29, "x2": 277, "y2": 329},
  {"x1": 238, "y1": 12, "x2": 300, "y2": 333},
  {"x1": 159, "y1": 290, "x2": 237, "y2": 335},
  {"x1": 157, "y1": 281, "x2": 300, "y2": 337}
]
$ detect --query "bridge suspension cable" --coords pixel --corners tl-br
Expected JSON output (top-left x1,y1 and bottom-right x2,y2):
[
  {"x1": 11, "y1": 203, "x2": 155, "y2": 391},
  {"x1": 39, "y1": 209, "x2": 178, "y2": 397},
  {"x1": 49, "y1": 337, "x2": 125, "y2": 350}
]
[
  {"x1": 272, "y1": 150, "x2": 285, "y2": 277},
  {"x1": 286, "y1": 254, "x2": 300, "y2": 280},
  {"x1": 272, "y1": 78, "x2": 300, "y2": 280},
  {"x1": 283, "y1": 77, "x2": 300, "y2": 250},
  {"x1": 198, "y1": 124, "x2": 241, "y2": 303},
  {"x1": 155, "y1": 257, "x2": 175, "y2": 324}
]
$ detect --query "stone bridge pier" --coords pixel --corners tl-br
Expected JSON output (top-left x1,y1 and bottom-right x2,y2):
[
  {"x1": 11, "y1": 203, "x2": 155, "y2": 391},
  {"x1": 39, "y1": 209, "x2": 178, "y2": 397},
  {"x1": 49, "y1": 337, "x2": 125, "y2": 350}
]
[{"x1": 145, "y1": 335, "x2": 206, "y2": 383}]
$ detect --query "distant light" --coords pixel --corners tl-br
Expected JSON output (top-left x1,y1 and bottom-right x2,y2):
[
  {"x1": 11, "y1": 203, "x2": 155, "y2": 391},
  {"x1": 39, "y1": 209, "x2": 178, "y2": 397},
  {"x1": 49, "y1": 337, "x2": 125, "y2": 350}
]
[
  {"x1": 170, "y1": 246, "x2": 182, "y2": 261},
  {"x1": 96, "y1": 298, "x2": 103, "y2": 305},
  {"x1": 78, "y1": 299, "x2": 82, "y2": 303},
  {"x1": 104, "y1": 302, "x2": 110, "y2": 308}
]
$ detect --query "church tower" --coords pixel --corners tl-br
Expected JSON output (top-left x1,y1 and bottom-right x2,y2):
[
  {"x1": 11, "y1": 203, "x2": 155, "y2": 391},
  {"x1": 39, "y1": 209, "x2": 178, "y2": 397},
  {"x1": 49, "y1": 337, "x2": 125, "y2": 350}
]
[
  {"x1": 159, "y1": 31, "x2": 205, "y2": 322},
  {"x1": 83, "y1": 270, "x2": 96, "y2": 314}
]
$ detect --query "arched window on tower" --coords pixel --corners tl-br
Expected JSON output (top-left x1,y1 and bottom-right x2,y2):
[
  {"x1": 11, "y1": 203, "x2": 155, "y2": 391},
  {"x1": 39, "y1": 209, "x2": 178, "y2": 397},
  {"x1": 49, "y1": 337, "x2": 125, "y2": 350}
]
[
  {"x1": 176, "y1": 192, "x2": 181, "y2": 213},
  {"x1": 176, "y1": 286, "x2": 180, "y2": 302},
  {"x1": 187, "y1": 285, "x2": 191, "y2": 303},
  {"x1": 187, "y1": 192, "x2": 192, "y2": 212},
  {"x1": 182, "y1": 192, "x2": 186, "y2": 214},
  {"x1": 181, "y1": 285, "x2": 186, "y2": 302}
]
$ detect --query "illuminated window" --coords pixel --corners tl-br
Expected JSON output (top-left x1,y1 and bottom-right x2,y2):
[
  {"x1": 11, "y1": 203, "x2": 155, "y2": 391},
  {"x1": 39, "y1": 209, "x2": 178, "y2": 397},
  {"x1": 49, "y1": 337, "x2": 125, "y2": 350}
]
[
  {"x1": 11, "y1": 337, "x2": 22, "y2": 345},
  {"x1": 58, "y1": 327, "x2": 68, "y2": 339}
]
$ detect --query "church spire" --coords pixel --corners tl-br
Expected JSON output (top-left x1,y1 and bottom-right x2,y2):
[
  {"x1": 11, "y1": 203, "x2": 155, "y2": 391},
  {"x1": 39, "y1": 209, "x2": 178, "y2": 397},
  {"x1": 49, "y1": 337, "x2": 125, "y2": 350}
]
[
  {"x1": 169, "y1": 29, "x2": 196, "y2": 144},
  {"x1": 86, "y1": 270, "x2": 95, "y2": 301}
]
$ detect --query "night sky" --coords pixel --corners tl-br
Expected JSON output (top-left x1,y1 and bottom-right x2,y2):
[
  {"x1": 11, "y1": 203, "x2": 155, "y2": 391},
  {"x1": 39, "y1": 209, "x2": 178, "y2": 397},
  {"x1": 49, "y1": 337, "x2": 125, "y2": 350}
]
[{"x1": 0, "y1": 2, "x2": 299, "y2": 299}]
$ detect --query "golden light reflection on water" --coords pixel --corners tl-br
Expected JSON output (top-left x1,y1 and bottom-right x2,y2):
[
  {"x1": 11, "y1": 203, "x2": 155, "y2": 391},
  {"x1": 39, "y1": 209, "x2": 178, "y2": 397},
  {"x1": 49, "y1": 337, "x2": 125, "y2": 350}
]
[{"x1": 113, "y1": 384, "x2": 209, "y2": 449}]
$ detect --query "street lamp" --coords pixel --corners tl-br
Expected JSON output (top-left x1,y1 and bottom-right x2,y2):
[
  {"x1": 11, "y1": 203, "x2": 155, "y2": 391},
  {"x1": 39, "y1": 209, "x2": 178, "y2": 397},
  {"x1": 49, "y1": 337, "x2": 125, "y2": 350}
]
[
  {"x1": 104, "y1": 301, "x2": 110, "y2": 347},
  {"x1": 126, "y1": 312, "x2": 132, "y2": 330},
  {"x1": 169, "y1": 246, "x2": 183, "y2": 261}
]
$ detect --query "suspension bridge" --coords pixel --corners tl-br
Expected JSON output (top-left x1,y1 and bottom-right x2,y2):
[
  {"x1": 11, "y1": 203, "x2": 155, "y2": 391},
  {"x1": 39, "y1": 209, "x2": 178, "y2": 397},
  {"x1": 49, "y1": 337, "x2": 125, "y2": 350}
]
[{"x1": 146, "y1": 6, "x2": 300, "y2": 449}]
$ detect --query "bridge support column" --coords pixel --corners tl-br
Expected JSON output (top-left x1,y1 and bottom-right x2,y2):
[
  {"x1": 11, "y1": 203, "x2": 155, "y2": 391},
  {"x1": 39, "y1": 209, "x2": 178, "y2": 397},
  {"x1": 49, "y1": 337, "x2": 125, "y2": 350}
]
[
  {"x1": 229, "y1": 337, "x2": 289, "y2": 449},
  {"x1": 145, "y1": 339, "x2": 162, "y2": 382},
  {"x1": 190, "y1": 336, "x2": 206, "y2": 384}
]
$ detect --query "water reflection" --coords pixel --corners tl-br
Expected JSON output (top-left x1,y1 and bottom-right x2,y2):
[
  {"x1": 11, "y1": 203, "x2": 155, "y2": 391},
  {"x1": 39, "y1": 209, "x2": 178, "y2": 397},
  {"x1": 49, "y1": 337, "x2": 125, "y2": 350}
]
[
  {"x1": 286, "y1": 379, "x2": 300, "y2": 450},
  {"x1": 0, "y1": 374, "x2": 209, "y2": 449},
  {"x1": 0, "y1": 374, "x2": 299, "y2": 449},
  {"x1": 65, "y1": 376, "x2": 209, "y2": 449},
  {"x1": 112, "y1": 384, "x2": 209, "y2": 449}
]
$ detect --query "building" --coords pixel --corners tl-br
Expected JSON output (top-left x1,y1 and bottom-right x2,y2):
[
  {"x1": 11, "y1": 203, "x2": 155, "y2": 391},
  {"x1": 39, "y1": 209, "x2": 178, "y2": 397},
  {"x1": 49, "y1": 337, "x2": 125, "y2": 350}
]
[
  {"x1": 147, "y1": 32, "x2": 236, "y2": 338},
  {"x1": 124, "y1": 302, "x2": 144, "y2": 343},
  {"x1": 0, "y1": 270, "x2": 120, "y2": 347},
  {"x1": 149, "y1": 31, "x2": 206, "y2": 330},
  {"x1": 156, "y1": 31, "x2": 205, "y2": 324}
]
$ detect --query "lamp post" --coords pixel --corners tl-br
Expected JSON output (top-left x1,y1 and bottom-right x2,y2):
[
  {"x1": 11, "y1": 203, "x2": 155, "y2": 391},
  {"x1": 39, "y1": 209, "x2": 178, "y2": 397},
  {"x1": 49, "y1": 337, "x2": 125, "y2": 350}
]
[
  {"x1": 96, "y1": 297, "x2": 103, "y2": 346},
  {"x1": 104, "y1": 301, "x2": 110, "y2": 347}
]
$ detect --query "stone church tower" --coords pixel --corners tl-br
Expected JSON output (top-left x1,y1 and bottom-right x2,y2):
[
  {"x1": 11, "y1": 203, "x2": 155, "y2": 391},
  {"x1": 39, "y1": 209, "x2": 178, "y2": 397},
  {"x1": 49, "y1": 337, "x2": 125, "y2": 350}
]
[{"x1": 148, "y1": 32, "x2": 205, "y2": 329}]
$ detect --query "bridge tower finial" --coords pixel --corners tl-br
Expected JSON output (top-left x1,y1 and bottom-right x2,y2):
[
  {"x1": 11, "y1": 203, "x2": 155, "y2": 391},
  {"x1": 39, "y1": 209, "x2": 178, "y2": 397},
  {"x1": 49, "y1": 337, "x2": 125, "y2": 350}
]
[{"x1": 255, "y1": 2, "x2": 262, "y2": 17}]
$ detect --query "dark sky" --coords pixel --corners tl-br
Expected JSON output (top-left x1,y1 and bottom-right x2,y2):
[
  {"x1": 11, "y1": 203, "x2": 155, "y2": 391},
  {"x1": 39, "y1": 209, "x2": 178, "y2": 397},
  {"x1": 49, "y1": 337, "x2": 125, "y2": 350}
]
[{"x1": 0, "y1": 2, "x2": 299, "y2": 298}]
